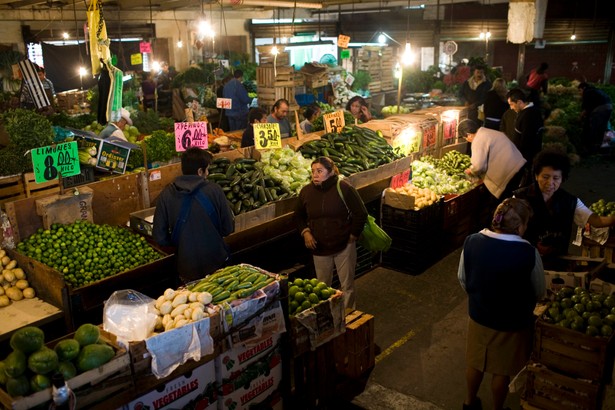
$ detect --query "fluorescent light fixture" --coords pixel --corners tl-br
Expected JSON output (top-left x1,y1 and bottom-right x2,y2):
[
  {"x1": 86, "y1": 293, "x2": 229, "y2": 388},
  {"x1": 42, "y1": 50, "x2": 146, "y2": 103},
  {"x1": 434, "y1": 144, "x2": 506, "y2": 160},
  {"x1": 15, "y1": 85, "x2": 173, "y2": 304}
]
[{"x1": 283, "y1": 40, "x2": 334, "y2": 47}]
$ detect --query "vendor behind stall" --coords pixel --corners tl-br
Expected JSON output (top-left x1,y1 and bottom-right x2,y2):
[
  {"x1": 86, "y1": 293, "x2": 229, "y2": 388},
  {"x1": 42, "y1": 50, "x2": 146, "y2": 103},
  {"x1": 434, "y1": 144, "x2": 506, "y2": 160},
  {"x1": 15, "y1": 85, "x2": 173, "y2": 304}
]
[
  {"x1": 98, "y1": 108, "x2": 132, "y2": 141},
  {"x1": 267, "y1": 99, "x2": 292, "y2": 138}
]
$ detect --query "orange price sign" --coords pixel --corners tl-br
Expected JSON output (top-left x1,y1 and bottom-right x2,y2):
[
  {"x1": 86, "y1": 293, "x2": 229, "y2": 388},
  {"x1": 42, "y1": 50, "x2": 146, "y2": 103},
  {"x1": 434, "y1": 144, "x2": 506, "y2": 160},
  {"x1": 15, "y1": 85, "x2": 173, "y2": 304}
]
[
  {"x1": 323, "y1": 111, "x2": 345, "y2": 134},
  {"x1": 337, "y1": 34, "x2": 350, "y2": 49},
  {"x1": 216, "y1": 98, "x2": 232, "y2": 109}
]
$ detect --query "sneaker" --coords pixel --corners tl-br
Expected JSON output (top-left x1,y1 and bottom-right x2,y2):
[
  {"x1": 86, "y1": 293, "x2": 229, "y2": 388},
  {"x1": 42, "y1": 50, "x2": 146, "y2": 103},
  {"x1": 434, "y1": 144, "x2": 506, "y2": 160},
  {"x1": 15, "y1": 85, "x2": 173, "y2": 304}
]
[{"x1": 462, "y1": 397, "x2": 482, "y2": 410}]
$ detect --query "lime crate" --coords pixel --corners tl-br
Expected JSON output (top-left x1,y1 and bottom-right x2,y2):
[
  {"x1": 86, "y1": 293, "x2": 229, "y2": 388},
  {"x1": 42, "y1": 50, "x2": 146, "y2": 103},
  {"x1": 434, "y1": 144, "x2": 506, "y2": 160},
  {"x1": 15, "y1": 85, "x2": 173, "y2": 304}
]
[
  {"x1": 533, "y1": 318, "x2": 615, "y2": 383},
  {"x1": 524, "y1": 363, "x2": 604, "y2": 410}
]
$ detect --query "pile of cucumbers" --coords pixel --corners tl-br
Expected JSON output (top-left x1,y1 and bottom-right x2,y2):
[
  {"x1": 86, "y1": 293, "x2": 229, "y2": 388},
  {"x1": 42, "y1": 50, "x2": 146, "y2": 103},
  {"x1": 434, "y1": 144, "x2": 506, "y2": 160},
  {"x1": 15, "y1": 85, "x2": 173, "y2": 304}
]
[
  {"x1": 298, "y1": 125, "x2": 405, "y2": 176},
  {"x1": 208, "y1": 157, "x2": 294, "y2": 215}
]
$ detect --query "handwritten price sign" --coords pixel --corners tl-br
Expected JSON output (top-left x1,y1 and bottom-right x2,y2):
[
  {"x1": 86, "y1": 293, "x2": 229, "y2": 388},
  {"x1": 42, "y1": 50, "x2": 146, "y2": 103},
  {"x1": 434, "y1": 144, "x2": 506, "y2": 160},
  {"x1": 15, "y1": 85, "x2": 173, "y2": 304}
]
[
  {"x1": 32, "y1": 141, "x2": 81, "y2": 184},
  {"x1": 390, "y1": 169, "x2": 411, "y2": 189},
  {"x1": 139, "y1": 42, "x2": 151, "y2": 53},
  {"x1": 337, "y1": 34, "x2": 350, "y2": 49},
  {"x1": 174, "y1": 121, "x2": 208, "y2": 151},
  {"x1": 253, "y1": 123, "x2": 282, "y2": 149},
  {"x1": 216, "y1": 98, "x2": 232, "y2": 110},
  {"x1": 323, "y1": 111, "x2": 345, "y2": 134}
]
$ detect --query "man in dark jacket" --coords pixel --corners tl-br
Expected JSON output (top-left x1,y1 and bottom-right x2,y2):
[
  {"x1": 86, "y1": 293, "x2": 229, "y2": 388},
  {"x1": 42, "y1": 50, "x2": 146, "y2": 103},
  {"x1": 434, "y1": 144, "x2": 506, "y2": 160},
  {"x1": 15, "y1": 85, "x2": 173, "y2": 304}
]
[
  {"x1": 578, "y1": 82, "x2": 613, "y2": 154},
  {"x1": 458, "y1": 66, "x2": 492, "y2": 125},
  {"x1": 153, "y1": 148, "x2": 234, "y2": 283},
  {"x1": 223, "y1": 69, "x2": 252, "y2": 131}
]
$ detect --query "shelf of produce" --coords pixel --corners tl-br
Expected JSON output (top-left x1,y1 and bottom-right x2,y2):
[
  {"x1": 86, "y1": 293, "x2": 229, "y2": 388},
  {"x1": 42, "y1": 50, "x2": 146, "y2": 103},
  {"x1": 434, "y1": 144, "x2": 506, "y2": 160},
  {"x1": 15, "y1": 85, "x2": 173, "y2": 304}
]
[
  {"x1": 8, "y1": 248, "x2": 175, "y2": 331},
  {"x1": 0, "y1": 297, "x2": 63, "y2": 342}
]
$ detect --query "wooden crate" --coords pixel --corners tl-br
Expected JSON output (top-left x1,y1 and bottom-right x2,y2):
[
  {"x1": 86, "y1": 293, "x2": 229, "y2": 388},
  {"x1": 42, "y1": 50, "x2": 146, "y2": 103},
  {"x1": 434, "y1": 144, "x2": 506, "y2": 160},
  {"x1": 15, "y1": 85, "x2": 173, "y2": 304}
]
[
  {"x1": 582, "y1": 235, "x2": 615, "y2": 264},
  {"x1": 524, "y1": 363, "x2": 604, "y2": 410},
  {"x1": 0, "y1": 329, "x2": 132, "y2": 410},
  {"x1": 8, "y1": 247, "x2": 175, "y2": 331},
  {"x1": 533, "y1": 319, "x2": 615, "y2": 383},
  {"x1": 290, "y1": 339, "x2": 337, "y2": 409},
  {"x1": 333, "y1": 309, "x2": 375, "y2": 378},
  {"x1": 23, "y1": 172, "x2": 60, "y2": 198},
  {"x1": 0, "y1": 174, "x2": 26, "y2": 208},
  {"x1": 256, "y1": 65, "x2": 295, "y2": 87},
  {"x1": 257, "y1": 49, "x2": 290, "y2": 66}
]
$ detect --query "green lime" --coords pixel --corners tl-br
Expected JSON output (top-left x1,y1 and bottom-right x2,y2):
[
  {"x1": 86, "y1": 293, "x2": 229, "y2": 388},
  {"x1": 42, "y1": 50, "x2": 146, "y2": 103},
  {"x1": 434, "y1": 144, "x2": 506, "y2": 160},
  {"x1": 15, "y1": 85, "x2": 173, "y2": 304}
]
[
  {"x1": 601, "y1": 324, "x2": 613, "y2": 337},
  {"x1": 301, "y1": 300, "x2": 312, "y2": 310},
  {"x1": 560, "y1": 298, "x2": 573, "y2": 309},
  {"x1": 588, "y1": 315, "x2": 603, "y2": 327},
  {"x1": 294, "y1": 292, "x2": 306, "y2": 303},
  {"x1": 290, "y1": 301, "x2": 299, "y2": 312},
  {"x1": 309, "y1": 278, "x2": 320, "y2": 287},
  {"x1": 308, "y1": 293, "x2": 320, "y2": 304},
  {"x1": 289, "y1": 286, "x2": 300, "y2": 298},
  {"x1": 586, "y1": 325, "x2": 599, "y2": 336},
  {"x1": 304, "y1": 284, "x2": 313, "y2": 294},
  {"x1": 320, "y1": 289, "x2": 331, "y2": 300},
  {"x1": 293, "y1": 278, "x2": 305, "y2": 287}
]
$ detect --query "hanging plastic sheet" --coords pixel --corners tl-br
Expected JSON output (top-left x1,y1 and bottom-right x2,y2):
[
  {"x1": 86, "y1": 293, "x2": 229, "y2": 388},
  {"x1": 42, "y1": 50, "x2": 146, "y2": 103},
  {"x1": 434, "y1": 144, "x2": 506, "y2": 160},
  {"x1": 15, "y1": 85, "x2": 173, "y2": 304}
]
[
  {"x1": 507, "y1": 0, "x2": 536, "y2": 44},
  {"x1": 87, "y1": 0, "x2": 111, "y2": 76}
]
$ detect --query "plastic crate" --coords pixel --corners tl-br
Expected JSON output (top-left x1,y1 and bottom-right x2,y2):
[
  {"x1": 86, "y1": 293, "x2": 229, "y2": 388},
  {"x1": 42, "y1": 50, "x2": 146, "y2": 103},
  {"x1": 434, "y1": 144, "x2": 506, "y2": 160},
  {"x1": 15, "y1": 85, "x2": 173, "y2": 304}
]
[
  {"x1": 62, "y1": 165, "x2": 95, "y2": 189},
  {"x1": 442, "y1": 186, "x2": 481, "y2": 229},
  {"x1": 381, "y1": 246, "x2": 440, "y2": 276},
  {"x1": 295, "y1": 93, "x2": 315, "y2": 106},
  {"x1": 381, "y1": 202, "x2": 443, "y2": 230},
  {"x1": 382, "y1": 225, "x2": 440, "y2": 251}
]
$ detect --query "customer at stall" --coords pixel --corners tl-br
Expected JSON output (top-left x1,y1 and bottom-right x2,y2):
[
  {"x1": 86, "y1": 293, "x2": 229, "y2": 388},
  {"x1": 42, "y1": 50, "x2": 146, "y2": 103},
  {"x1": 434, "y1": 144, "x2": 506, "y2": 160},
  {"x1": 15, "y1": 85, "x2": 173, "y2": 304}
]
[
  {"x1": 294, "y1": 156, "x2": 368, "y2": 310},
  {"x1": 267, "y1": 98, "x2": 292, "y2": 138},
  {"x1": 483, "y1": 78, "x2": 509, "y2": 130},
  {"x1": 346, "y1": 96, "x2": 372, "y2": 123},
  {"x1": 514, "y1": 149, "x2": 615, "y2": 261},
  {"x1": 98, "y1": 107, "x2": 132, "y2": 141},
  {"x1": 578, "y1": 82, "x2": 613, "y2": 154},
  {"x1": 458, "y1": 65, "x2": 491, "y2": 125},
  {"x1": 223, "y1": 69, "x2": 252, "y2": 131},
  {"x1": 141, "y1": 72, "x2": 156, "y2": 111},
  {"x1": 153, "y1": 147, "x2": 235, "y2": 284},
  {"x1": 241, "y1": 107, "x2": 268, "y2": 148},
  {"x1": 300, "y1": 104, "x2": 321, "y2": 135},
  {"x1": 459, "y1": 197, "x2": 545, "y2": 410},
  {"x1": 459, "y1": 120, "x2": 526, "y2": 203}
]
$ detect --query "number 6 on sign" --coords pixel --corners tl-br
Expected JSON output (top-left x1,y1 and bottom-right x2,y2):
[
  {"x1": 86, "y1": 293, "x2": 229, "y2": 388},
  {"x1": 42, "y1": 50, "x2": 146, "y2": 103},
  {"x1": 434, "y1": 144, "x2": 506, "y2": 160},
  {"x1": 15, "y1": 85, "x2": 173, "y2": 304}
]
[
  {"x1": 323, "y1": 111, "x2": 345, "y2": 134},
  {"x1": 253, "y1": 122, "x2": 282, "y2": 149}
]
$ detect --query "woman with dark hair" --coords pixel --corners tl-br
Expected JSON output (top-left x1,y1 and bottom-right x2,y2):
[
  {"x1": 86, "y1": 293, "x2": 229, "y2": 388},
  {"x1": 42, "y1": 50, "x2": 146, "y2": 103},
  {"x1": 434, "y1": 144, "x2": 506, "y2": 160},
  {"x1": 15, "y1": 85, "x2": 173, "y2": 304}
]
[
  {"x1": 459, "y1": 197, "x2": 545, "y2": 410},
  {"x1": 483, "y1": 78, "x2": 509, "y2": 130},
  {"x1": 300, "y1": 104, "x2": 321, "y2": 134},
  {"x1": 294, "y1": 157, "x2": 368, "y2": 310},
  {"x1": 514, "y1": 149, "x2": 615, "y2": 259},
  {"x1": 346, "y1": 96, "x2": 372, "y2": 123}
]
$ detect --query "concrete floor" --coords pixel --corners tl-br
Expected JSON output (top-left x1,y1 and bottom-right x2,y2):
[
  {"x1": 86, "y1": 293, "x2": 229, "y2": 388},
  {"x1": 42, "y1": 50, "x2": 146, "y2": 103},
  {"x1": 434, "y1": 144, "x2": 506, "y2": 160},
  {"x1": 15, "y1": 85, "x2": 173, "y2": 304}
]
[{"x1": 341, "y1": 154, "x2": 615, "y2": 410}]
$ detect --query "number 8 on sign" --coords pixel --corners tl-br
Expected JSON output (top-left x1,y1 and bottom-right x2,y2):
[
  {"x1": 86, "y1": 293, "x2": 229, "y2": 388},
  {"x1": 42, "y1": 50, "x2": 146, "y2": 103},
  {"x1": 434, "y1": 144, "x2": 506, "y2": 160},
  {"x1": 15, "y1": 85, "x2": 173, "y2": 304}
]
[{"x1": 323, "y1": 111, "x2": 345, "y2": 134}]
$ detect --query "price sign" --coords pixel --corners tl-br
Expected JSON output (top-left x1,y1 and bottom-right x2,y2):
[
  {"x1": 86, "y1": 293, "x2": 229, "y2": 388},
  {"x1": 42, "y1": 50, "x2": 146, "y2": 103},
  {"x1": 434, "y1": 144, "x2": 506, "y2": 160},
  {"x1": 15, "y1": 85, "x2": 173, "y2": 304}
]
[
  {"x1": 130, "y1": 53, "x2": 143, "y2": 65},
  {"x1": 32, "y1": 141, "x2": 81, "y2": 184},
  {"x1": 323, "y1": 111, "x2": 345, "y2": 134},
  {"x1": 216, "y1": 98, "x2": 232, "y2": 109},
  {"x1": 97, "y1": 141, "x2": 131, "y2": 174},
  {"x1": 139, "y1": 42, "x2": 152, "y2": 53},
  {"x1": 337, "y1": 34, "x2": 350, "y2": 49},
  {"x1": 253, "y1": 123, "x2": 282, "y2": 149},
  {"x1": 422, "y1": 123, "x2": 437, "y2": 148},
  {"x1": 340, "y1": 49, "x2": 351, "y2": 60},
  {"x1": 345, "y1": 73, "x2": 355, "y2": 87},
  {"x1": 390, "y1": 169, "x2": 411, "y2": 189},
  {"x1": 174, "y1": 121, "x2": 209, "y2": 152},
  {"x1": 443, "y1": 118, "x2": 457, "y2": 140}
]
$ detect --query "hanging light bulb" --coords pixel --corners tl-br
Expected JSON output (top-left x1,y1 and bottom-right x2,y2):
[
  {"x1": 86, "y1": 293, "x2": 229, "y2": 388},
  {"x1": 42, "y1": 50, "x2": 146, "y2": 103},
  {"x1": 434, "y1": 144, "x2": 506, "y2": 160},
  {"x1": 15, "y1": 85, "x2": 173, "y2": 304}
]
[
  {"x1": 570, "y1": 32, "x2": 577, "y2": 40},
  {"x1": 271, "y1": 46, "x2": 279, "y2": 56},
  {"x1": 402, "y1": 42, "x2": 413, "y2": 65},
  {"x1": 78, "y1": 66, "x2": 87, "y2": 77},
  {"x1": 378, "y1": 33, "x2": 386, "y2": 44},
  {"x1": 62, "y1": 32, "x2": 70, "y2": 40},
  {"x1": 479, "y1": 31, "x2": 485, "y2": 39},
  {"x1": 177, "y1": 40, "x2": 183, "y2": 48},
  {"x1": 198, "y1": 19, "x2": 211, "y2": 37}
]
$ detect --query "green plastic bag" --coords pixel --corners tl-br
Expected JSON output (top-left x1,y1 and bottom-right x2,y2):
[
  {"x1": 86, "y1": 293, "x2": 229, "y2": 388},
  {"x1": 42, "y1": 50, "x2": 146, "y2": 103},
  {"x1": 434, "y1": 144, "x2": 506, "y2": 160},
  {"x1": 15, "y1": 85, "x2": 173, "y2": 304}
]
[{"x1": 359, "y1": 214, "x2": 392, "y2": 252}]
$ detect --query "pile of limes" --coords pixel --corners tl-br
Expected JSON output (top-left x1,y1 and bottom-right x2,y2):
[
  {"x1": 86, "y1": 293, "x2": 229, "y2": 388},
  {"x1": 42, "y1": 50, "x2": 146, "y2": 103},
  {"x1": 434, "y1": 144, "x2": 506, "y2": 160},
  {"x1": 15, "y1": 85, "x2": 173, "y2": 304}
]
[
  {"x1": 544, "y1": 286, "x2": 615, "y2": 337},
  {"x1": 288, "y1": 277, "x2": 337, "y2": 317},
  {"x1": 589, "y1": 198, "x2": 615, "y2": 217},
  {"x1": 16, "y1": 220, "x2": 161, "y2": 288}
]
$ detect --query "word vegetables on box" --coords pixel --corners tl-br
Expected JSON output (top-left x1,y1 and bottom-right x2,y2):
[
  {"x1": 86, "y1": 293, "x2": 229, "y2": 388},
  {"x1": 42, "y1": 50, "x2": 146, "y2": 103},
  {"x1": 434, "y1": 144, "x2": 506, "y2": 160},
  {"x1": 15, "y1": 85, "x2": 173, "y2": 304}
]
[
  {"x1": 253, "y1": 123, "x2": 282, "y2": 149},
  {"x1": 175, "y1": 121, "x2": 208, "y2": 151},
  {"x1": 323, "y1": 111, "x2": 345, "y2": 134},
  {"x1": 32, "y1": 141, "x2": 81, "y2": 184}
]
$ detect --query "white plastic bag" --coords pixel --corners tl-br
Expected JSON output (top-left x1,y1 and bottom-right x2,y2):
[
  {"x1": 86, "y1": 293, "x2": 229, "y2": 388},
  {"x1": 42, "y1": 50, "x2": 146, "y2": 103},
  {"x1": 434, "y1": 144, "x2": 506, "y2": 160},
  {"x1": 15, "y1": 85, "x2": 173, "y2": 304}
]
[{"x1": 103, "y1": 289, "x2": 158, "y2": 347}]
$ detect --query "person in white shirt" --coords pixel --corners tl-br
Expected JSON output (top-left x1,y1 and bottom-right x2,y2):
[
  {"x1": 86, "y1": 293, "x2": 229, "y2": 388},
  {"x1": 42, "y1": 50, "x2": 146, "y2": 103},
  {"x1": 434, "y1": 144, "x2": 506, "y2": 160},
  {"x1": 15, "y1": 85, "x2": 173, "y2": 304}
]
[{"x1": 98, "y1": 108, "x2": 132, "y2": 141}]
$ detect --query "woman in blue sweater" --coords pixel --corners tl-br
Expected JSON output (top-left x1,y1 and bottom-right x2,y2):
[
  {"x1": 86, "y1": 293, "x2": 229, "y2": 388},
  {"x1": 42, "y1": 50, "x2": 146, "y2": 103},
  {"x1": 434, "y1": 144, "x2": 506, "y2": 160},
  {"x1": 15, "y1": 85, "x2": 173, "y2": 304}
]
[{"x1": 458, "y1": 198, "x2": 545, "y2": 410}]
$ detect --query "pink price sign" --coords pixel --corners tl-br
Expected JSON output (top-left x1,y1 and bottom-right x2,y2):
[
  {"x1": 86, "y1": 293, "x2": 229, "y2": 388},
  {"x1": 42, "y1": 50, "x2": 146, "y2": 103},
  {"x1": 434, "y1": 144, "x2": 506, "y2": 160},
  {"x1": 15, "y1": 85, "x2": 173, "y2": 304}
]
[
  {"x1": 390, "y1": 169, "x2": 411, "y2": 189},
  {"x1": 174, "y1": 121, "x2": 208, "y2": 151},
  {"x1": 139, "y1": 42, "x2": 152, "y2": 53}
]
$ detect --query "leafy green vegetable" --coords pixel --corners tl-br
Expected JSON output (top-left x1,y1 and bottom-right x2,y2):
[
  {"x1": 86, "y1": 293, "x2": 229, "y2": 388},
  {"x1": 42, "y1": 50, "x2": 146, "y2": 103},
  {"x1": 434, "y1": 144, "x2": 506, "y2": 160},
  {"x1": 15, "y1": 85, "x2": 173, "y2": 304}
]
[
  {"x1": 0, "y1": 146, "x2": 33, "y2": 176},
  {"x1": 142, "y1": 130, "x2": 177, "y2": 163},
  {"x1": 1, "y1": 109, "x2": 54, "y2": 152}
]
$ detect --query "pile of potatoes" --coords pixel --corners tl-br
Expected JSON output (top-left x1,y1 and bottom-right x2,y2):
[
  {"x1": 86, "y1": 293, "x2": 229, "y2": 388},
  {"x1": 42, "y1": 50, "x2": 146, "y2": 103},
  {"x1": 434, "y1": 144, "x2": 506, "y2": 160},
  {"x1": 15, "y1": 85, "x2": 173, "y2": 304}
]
[
  {"x1": 152, "y1": 288, "x2": 215, "y2": 332},
  {"x1": 0, "y1": 248, "x2": 36, "y2": 307}
]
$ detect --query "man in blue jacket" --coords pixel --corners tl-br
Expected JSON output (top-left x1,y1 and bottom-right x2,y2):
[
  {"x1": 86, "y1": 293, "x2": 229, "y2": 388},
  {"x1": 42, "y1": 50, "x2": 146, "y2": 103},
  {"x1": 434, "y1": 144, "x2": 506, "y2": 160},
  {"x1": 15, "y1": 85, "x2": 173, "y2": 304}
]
[{"x1": 223, "y1": 69, "x2": 252, "y2": 131}]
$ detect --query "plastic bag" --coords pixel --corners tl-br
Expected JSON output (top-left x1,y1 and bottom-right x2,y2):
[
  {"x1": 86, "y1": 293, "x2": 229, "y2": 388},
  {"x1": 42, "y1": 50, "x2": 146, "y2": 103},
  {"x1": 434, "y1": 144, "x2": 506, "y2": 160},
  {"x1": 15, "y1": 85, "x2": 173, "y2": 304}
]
[
  {"x1": 359, "y1": 214, "x2": 392, "y2": 252},
  {"x1": 103, "y1": 289, "x2": 158, "y2": 348}
]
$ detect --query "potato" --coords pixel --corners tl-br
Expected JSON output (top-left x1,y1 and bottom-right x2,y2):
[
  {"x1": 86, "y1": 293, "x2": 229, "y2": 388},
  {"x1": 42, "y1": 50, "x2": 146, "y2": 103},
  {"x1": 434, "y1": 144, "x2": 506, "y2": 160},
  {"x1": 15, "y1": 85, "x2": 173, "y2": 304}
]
[
  {"x1": 5, "y1": 260, "x2": 16, "y2": 270},
  {"x1": 189, "y1": 302, "x2": 204, "y2": 312},
  {"x1": 0, "y1": 286, "x2": 4, "y2": 296},
  {"x1": 161, "y1": 314, "x2": 172, "y2": 328},
  {"x1": 159, "y1": 301, "x2": 173, "y2": 315},
  {"x1": 12, "y1": 268, "x2": 25, "y2": 280},
  {"x1": 174, "y1": 319, "x2": 189, "y2": 328},
  {"x1": 0, "y1": 249, "x2": 6, "y2": 259},
  {"x1": 155, "y1": 295, "x2": 166, "y2": 309},
  {"x1": 191, "y1": 309, "x2": 204, "y2": 322},
  {"x1": 172, "y1": 292, "x2": 188, "y2": 308},
  {"x1": 15, "y1": 279, "x2": 29, "y2": 290},
  {"x1": 182, "y1": 308, "x2": 193, "y2": 321},
  {"x1": 197, "y1": 292, "x2": 212, "y2": 305},
  {"x1": 0, "y1": 295, "x2": 9, "y2": 307},
  {"x1": 170, "y1": 304, "x2": 189, "y2": 318},
  {"x1": 188, "y1": 292, "x2": 198, "y2": 303},
  {"x1": 1, "y1": 256, "x2": 9, "y2": 266},
  {"x1": 2, "y1": 270, "x2": 15, "y2": 283},
  {"x1": 22, "y1": 288, "x2": 36, "y2": 299},
  {"x1": 163, "y1": 288, "x2": 176, "y2": 301},
  {"x1": 6, "y1": 287, "x2": 23, "y2": 301}
]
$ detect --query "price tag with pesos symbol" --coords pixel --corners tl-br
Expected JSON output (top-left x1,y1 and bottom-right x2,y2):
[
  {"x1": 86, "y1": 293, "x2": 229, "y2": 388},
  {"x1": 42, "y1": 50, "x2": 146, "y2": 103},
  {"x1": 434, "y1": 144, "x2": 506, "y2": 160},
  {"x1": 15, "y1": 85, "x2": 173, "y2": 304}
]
[
  {"x1": 253, "y1": 123, "x2": 282, "y2": 149},
  {"x1": 31, "y1": 141, "x2": 81, "y2": 184},
  {"x1": 323, "y1": 111, "x2": 345, "y2": 134}
]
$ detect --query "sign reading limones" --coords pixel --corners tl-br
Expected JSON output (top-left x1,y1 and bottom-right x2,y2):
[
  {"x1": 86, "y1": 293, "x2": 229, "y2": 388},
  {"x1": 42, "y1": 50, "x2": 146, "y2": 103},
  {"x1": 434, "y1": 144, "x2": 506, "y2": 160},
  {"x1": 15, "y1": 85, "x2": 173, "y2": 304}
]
[{"x1": 32, "y1": 141, "x2": 81, "y2": 184}]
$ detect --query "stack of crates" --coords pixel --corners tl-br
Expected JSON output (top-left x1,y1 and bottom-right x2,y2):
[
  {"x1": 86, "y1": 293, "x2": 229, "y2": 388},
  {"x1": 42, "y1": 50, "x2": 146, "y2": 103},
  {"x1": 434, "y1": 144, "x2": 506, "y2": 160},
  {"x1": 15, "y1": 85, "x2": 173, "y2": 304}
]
[{"x1": 380, "y1": 201, "x2": 443, "y2": 275}]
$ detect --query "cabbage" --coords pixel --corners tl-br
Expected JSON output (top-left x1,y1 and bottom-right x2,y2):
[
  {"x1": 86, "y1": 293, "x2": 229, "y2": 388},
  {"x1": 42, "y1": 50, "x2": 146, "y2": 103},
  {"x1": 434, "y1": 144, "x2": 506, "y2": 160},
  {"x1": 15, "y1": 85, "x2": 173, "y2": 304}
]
[{"x1": 259, "y1": 148, "x2": 312, "y2": 195}]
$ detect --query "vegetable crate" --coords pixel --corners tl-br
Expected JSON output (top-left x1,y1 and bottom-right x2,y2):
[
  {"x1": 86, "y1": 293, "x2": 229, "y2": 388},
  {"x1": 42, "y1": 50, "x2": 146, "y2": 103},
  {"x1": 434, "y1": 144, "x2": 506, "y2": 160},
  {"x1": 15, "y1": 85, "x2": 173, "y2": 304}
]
[
  {"x1": 0, "y1": 174, "x2": 26, "y2": 208},
  {"x1": 524, "y1": 362, "x2": 604, "y2": 410},
  {"x1": 533, "y1": 318, "x2": 615, "y2": 383},
  {"x1": 0, "y1": 329, "x2": 132, "y2": 410},
  {"x1": 8, "y1": 247, "x2": 175, "y2": 331},
  {"x1": 582, "y1": 235, "x2": 615, "y2": 264},
  {"x1": 332, "y1": 309, "x2": 375, "y2": 378}
]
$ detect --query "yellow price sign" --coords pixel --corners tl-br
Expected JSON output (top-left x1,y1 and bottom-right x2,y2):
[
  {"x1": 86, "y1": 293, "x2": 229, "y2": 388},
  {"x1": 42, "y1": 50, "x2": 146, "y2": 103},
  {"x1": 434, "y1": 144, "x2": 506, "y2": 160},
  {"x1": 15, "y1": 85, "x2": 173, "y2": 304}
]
[
  {"x1": 323, "y1": 111, "x2": 345, "y2": 134},
  {"x1": 130, "y1": 53, "x2": 143, "y2": 65},
  {"x1": 253, "y1": 123, "x2": 282, "y2": 149}
]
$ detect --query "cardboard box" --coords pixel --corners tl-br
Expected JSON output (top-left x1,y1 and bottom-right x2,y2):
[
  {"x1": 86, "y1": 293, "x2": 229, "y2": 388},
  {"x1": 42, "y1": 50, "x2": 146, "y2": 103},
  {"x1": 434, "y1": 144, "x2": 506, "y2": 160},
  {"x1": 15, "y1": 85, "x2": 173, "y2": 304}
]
[
  {"x1": 216, "y1": 330, "x2": 283, "y2": 381},
  {"x1": 333, "y1": 310, "x2": 375, "y2": 378},
  {"x1": 544, "y1": 270, "x2": 589, "y2": 293},
  {"x1": 122, "y1": 359, "x2": 217, "y2": 410},
  {"x1": 129, "y1": 207, "x2": 155, "y2": 237},
  {"x1": 383, "y1": 189, "x2": 415, "y2": 210}
]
